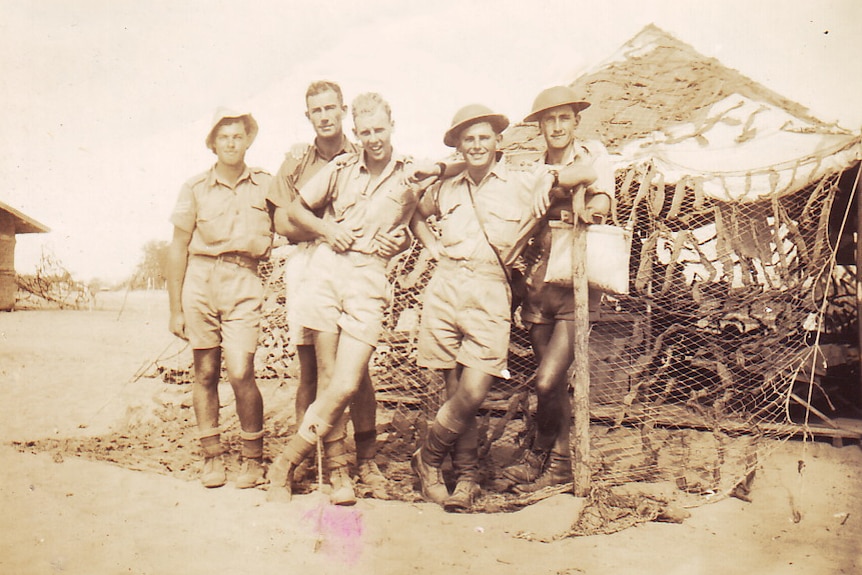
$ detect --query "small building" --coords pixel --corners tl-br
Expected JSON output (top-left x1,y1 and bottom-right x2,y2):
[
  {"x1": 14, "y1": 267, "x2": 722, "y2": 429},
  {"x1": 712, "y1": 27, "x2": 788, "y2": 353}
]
[{"x1": 0, "y1": 201, "x2": 50, "y2": 311}]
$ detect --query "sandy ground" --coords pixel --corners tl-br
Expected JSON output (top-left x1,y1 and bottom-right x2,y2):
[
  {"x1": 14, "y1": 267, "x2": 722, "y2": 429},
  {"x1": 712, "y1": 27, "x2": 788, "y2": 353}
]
[{"x1": 1, "y1": 290, "x2": 861, "y2": 575}]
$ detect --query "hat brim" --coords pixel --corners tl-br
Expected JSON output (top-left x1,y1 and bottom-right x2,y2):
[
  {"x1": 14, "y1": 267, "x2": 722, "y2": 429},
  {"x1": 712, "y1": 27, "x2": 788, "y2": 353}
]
[
  {"x1": 443, "y1": 114, "x2": 509, "y2": 147},
  {"x1": 523, "y1": 100, "x2": 590, "y2": 123},
  {"x1": 206, "y1": 114, "x2": 259, "y2": 150}
]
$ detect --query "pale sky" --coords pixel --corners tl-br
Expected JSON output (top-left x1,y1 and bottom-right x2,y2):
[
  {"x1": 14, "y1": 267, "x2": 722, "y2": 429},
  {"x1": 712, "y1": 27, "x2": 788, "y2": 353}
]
[{"x1": 2, "y1": 0, "x2": 860, "y2": 283}]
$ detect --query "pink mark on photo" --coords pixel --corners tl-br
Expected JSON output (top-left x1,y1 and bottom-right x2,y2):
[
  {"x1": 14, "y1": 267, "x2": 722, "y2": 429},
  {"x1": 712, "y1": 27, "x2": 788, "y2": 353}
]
[{"x1": 303, "y1": 502, "x2": 364, "y2": 565}]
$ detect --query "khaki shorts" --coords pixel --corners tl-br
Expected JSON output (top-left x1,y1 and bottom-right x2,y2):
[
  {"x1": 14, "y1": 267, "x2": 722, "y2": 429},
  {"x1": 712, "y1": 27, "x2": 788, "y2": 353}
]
[
  {"x1": 416, "y1": 258, "x2": 511, "y2": 378},
  {"x1": 294, "y1": 244, "x2": 390, "y2": 347},
  {"x1": 283, "y1": 242, "x2": 315, "y2": 347},
  {"x1": 521, "y1": 281, "x2": 602, "y2": 326},
  {"x1": 182, "y1": 255, "x2": 263, "y2": 353}
]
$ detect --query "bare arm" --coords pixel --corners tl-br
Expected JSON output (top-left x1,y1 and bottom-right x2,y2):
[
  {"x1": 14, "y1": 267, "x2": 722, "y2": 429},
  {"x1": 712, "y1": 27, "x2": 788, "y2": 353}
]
[
  {"x1": 408, "y1": 212, "x2": 440, "y2": 260},
  {"x1": 406, "y1": 158, "x2": 467, "y2": 186},
  {"x1": 558, "y1": 163, "x2": 597, "y2": 189},
  {"x1": 274, "y1": 205, "x2": 317, "y2": 243},
  {"x1": 286, "y1": 195, "x2": 358, "y2": 253},
  {"x1": 166, "y1": 226, "x2": 191, "y2": 340}
]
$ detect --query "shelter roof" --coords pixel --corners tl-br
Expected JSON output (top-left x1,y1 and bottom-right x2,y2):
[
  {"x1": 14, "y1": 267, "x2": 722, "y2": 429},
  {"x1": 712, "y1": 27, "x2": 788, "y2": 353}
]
[
  {"x1": 0, "y1": 200, "x2": 51, "y2": 234},
  {"x1": 503, "y1": 24, "x2": 861, "y2": 201}
]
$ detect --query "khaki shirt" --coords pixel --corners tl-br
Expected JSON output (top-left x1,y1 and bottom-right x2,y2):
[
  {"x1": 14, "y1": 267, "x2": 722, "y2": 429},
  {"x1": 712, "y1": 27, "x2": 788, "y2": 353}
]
[
  {"x1": 421, "y1": 161, "x2": 550, "y2": 268},
  {"x1": 266, "y1": 136, "x2": 358, "y2": 210},
  {"x1": 542, "y1": 140, "x2": 615, "y2": 221},
  {"x1": 170, "y1": 164, "x2": 273, "y2": 259},
  {"x1": 299, "y1": 151, "x2": 419, "y2": 256},
  {"x1": 549, "y1": 140, "x2": 615, "y2": 195}
]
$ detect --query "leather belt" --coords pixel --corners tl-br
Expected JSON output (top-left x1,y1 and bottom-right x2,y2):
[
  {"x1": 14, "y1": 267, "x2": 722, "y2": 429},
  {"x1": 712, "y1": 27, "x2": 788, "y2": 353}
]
[
  {"x1": 194, "y1": 252, "x2": 260, "y2": 272},
  {"x1": 547, "y1": 209, "x2": 574, "y2": 225}
]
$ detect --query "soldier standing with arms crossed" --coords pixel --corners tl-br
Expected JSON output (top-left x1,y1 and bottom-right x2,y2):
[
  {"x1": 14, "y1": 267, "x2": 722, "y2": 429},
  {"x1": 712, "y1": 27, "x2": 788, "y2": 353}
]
[{"x1": 267, "y1": 81, "x2": 389, "y2": 498}]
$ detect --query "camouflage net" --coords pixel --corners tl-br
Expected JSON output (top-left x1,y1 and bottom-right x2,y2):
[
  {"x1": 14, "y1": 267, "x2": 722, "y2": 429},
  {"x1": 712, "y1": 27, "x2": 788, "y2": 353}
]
[{"x1": 15, "y1": 157, "x2": 859, "y2": 538}]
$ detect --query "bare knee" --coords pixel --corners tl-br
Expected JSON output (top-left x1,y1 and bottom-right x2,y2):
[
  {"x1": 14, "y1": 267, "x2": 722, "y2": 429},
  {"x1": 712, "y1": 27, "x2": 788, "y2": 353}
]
[
  {"x1": 534, "y1": 372, "x2": 565, "y2": 401},
  {"x1": 193, "y1": 348, "x2": 221, "y2": 387}
]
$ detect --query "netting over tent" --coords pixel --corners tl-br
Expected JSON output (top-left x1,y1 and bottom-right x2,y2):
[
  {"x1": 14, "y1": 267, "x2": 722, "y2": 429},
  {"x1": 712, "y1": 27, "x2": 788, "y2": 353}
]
[{"x1": 146, "y1": 25, "x2": 862, "y2": 534}]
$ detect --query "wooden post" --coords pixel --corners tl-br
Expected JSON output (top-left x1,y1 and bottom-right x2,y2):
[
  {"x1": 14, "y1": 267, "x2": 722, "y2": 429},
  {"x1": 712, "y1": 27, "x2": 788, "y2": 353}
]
[
  {"x1": 570, "y1": 215, "x2": 591, "y2": 496},
  {"x1": 855, "y1": 161, "x2": 862, "y2": 409}
]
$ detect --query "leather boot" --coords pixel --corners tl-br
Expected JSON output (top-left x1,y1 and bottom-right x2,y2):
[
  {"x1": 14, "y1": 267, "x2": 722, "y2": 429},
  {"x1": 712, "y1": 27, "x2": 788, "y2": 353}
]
[
  {"x1": 236, "y1": 429, "x2": 266, "y2": 489},
  {"x1": 324, "y1": 436, "x2": 356, "y2": 506},
  {"x1": 443, "y1": 480, "x2": 481, "y2": 513},
  {"x1": 266, "y1": 434, "x2": 316, "y2": 502},
  {"x1": 199, "y1": 432, "x2": 226, "y2": 489},
  {"x1": 444, "y1": 418, "x2": 479, "y2": 512},
  {"x1": 513, "y1": 451, "x2": 573, "y2": 493},
  {"x1": 412, "y1": 420, "x2": 458, "y2": 505},
  {"x1": 357, "y1": 459, "x2": 390, "y2": 500},
  {"x1": 502, "y1": 448, "x2": 549, "y2": 484}
]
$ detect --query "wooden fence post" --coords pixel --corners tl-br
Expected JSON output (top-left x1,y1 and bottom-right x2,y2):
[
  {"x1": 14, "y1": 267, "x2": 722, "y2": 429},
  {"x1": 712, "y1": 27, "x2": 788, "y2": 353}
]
[{"x1": 570, "y1": 215, "x2": 591, "y2": 496}]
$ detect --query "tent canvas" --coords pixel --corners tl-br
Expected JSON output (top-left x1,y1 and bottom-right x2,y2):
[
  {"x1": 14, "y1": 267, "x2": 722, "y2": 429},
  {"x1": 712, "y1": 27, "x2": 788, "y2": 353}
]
[{"x1": 504, "y1": 23, "x2": 861, "y2": 202}]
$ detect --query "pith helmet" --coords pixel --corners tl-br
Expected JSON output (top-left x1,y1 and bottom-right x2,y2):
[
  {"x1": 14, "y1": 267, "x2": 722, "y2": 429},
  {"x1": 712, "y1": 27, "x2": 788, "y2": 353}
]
[
  {"x1": 443, "y1": 104, "x2": 509, "y2": 147},
  {"x1": 205, "y1": 107, "x2": 259, "y2": 151},
  {"x1": 523, "y1": 86, "x2": 590, "y2": 123}
]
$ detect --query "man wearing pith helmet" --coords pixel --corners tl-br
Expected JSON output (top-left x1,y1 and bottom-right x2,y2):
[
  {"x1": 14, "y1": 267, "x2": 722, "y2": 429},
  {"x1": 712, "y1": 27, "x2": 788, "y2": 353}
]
[
  {"x1": 411, "y1": 103, "x2": 597, "y2": 512},
  {"x1": 167, "y1": 108, "x2": 273, "y2": 489},
  {"x1": 503, "y1": 85, "x2": 615, "y2": 493}
]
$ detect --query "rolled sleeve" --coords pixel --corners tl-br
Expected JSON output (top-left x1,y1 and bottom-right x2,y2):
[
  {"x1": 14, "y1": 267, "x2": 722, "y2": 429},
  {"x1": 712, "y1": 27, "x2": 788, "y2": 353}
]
[
  {"x1": 266, "y1": 157, "x2": 300, "y2": 209},
  {"x1": 170, "y1": 181, "x2": 196, "y2": 233},
  {"x1": 298, "y1": 161, "x2": 336, "y2": 211},
  {"x1": 585, "y1": 141, "x2": 615, "y2": 198}
]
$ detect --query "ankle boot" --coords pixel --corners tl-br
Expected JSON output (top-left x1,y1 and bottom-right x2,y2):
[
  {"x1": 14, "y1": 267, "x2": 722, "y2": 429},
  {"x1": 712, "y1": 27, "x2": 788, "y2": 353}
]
[
  {"x1": 412, "y1": 420, "x2": 459, "y2": 504},
  {"x1": 266, "y1": 434, "x2": 316, "y2": 502},
  {"x1": 513, "y1": 451, "x2": 573, "y2": 494},
  {"x1": 443, "y1": 479, "x2": 481, "y2": 513},
  {"x1": 324, "y1": 436, "x2": 356, "y2": 506},
  {"x1": 199, "y1": 432, "x2": 227, "y2": 488},
  {"x1": 502, "y1": 448, "x2": 549, "y2": 484}
]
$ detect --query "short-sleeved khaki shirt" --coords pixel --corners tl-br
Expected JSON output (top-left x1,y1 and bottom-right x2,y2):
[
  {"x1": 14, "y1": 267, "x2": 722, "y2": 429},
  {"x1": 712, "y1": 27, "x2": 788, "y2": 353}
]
[
  {"x1": 298, "y1": 151, "x2": 420, "y2": 255},
  {"x1": 422, "y1": 161, "x2": 550, "y2": 268},
  {"x1": 170, "y1": 164, "x2": 273, "y2": 259},
  {"x1": 266, "y1": 137, "x2": 358, "y2": 210}
]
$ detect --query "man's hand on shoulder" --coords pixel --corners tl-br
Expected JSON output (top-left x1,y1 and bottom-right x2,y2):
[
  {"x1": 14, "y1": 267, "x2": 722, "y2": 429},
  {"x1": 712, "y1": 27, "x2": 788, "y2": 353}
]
[
  {"x1": 289, "y1": 142, "x2": 310, "y2": 161},
  {"x1": 532, "y1": 170, "x2": 557, "y2": 218},
  {"x1": 406, "y1": 161, "x2": 445, "y2": 185}
]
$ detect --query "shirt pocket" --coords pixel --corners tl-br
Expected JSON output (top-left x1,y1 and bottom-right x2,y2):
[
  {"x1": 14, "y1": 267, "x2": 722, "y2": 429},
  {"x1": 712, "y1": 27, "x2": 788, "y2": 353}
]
[
  {"x1": 377, "y1": 187, "x2": 417, "y2": 230},
  {"x1": 331, "y1": 194, "x2": 358, "y2": 223},
  {"x1": 484, "y1": 204, "x2": 522, "y2": 250},
  {"x1": 438, "y1": 202, "x2": 473, "y2": 249},
  {"x1": 196, "y1": 201, "x2": 231, "y2": 246},
  {"x1": 246, "y1": 195, "x2": 273, "y2": 252}
]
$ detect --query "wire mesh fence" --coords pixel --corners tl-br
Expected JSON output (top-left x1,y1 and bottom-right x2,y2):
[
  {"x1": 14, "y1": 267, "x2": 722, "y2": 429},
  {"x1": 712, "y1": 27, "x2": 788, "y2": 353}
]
[{"x1": 244, "y1": 157, "x2": 858, "y2": 525}]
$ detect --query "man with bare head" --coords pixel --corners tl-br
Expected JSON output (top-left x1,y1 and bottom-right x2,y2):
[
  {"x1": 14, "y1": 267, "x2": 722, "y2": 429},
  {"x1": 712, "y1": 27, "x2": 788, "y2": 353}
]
[
  {"x1": 267, "y1": 81, "x2": 388, "y2": 499},
  {"x1": 268, "y1": 92, "x2": 433, "y2": 504}
]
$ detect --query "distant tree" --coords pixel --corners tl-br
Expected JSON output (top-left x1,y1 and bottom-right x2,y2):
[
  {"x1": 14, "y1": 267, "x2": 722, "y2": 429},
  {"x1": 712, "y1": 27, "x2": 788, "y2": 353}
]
[{"x1": 131, "y1": 240, "x2": 169, "y2": 290}]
